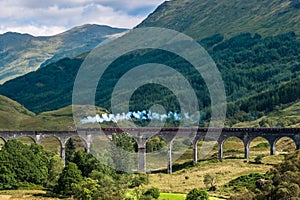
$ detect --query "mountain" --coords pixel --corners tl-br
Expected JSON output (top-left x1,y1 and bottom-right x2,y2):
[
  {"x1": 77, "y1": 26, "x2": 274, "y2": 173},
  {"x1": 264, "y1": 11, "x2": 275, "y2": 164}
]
[
  {"x1": 0, "y1": 24, "x2": 127, "y2": 84},
  {"x1": 0, "y1": 0, "x2": 299, "y2": 127},
  {"x1": 138, "y1": 0, "x2": 300, "y2": 39},
  {"x1": 0, "y1": 32, "x2": 299, "y2": 120}
]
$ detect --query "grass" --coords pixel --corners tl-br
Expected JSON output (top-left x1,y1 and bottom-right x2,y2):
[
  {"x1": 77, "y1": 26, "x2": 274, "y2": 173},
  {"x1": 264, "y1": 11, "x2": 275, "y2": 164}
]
[
  {"x1": 233, "y1": 101, "x2": 300, "y2": 128},
  {"x1": 159, "y1": 192, "x2": 186, "y2": 200},
  {"x1": 145, "y1": 136, "x2": 294, "y2": 198},
  {"x1": 139, "y1": 0, "x2": 300, "y2": 40},
  {"x1": 159, "y1": 193, "x2": 224, "y2": 200},
  {"x1": 0, "y1": 95, "x2": 34, "y2": 131},
  {"x1": 147, "y1": 158, "x2": 274, "y2": 195},
  {"x1": 0, "y1": 102, "x2": 110, "y2": 131}
]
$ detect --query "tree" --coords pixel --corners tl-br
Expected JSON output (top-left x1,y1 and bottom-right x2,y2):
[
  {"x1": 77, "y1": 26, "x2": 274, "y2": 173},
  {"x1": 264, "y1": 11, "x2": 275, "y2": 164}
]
[
  {"x1": 89, "y1": 170, "x2": 128, "y2": 199},
  {"x1": 47, "y1": 155, "x2": 64, "y2": 188},
  {"x1": 230, "y1": 150, "x2": 300, "y2": 199},
  {"x1": 111, "y1": 133, "x2": 136, "y2": 173},
  {"x1": 65, "y1": 138, "x2": 76, "y2": 163},
  {"x1": 55, "y1": 162, "x2": 83, "y2": 196},
  {"x1": 0, "y1": 140, "x2": 50, "y2": 188},
  {"x1": 143, "y1": 187, "x2": 160, "y2": 199},
  {"x1": 186, "y1": 188, "x2": 209, "y2": 200},
  {"x1": 146, "y1": 136, "x2": 167, "y2": 153},
  {"x1": 0, "y1": 165, "x2": 17, "y2": 189},
  {"x1": 72, "y1": 178, "x2": 100, "y2": 200}
]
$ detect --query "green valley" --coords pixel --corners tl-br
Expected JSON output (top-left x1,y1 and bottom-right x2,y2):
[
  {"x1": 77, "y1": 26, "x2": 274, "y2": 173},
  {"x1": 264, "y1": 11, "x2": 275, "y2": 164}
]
[{"x1": 0, "y1": 0, "x2": 299, "y2": 199}]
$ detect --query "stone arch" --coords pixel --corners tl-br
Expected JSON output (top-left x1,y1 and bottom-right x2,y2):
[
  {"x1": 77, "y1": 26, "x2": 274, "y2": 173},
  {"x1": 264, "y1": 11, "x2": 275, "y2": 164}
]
[
  {"x1": 249, "y1": 136, "x2": 270, "y2": 157},
  {"x1": 40, "y1": 136, "x2": 62, "y2": 155},
  {"x1": 0, "y1": 137, "x2": 6, "y2": 143},
  {"x1": 64, "y1": 135, "x2": 88, "y2": 151},
  {"x1": 221, "y1": 136, "x2": 244, "y2": 159},
  {"x1": 16, "y1": 136, "x2": 36, "y2": 145},
  {"x1": 274, "y1": 136, "x2": 297, "y2": 154}
]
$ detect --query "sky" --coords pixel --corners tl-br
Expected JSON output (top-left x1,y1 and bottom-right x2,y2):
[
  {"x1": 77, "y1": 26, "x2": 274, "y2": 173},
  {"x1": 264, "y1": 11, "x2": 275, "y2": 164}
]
[{"x1": 0, "y1": 0, "x2": 166, "y2": 36}]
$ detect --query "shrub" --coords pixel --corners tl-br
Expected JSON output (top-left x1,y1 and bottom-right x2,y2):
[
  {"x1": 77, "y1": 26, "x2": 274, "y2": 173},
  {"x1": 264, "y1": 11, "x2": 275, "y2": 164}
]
[
  {"x1": 254, "y1": 155, "x2": 264, "y2": 164},
  {"x1": 186, "y1": 188, "x2": 209, "y2": 200},
  {"x1": 144, "y1": 187, "x2": 160, "y2": 199},
  {"x1": 130, "y1": 174, "x2": 147, "y2": 188}
]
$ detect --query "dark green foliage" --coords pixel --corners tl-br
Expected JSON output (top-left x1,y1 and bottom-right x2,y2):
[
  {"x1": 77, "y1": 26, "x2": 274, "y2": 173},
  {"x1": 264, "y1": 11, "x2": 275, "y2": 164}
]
[
  {"x1": 0, "y1": 58, "x2": 82, "y2": 114},
  {"x1": 143, "y1": 187, "x2": 160, "y2": 199},
  {"x1": 254, "y1": 155, "x2": 264, "y2": 164},
  {"x1": 65, "y1": 138, "x2": 76, "y2": 163},
  {"x1": 70, "y1": 150, "x2": 115, "y2": 178},
  {"x1": 230, "y1": 150, "x2": 300, "y2": 199},
  {"x1": 0, "y1": 165, "x2": 17, "y2": 189},
  {"x1": 72, "y1": 178, "x2": 100, "y2": 200},
  {"x1": 55, "y1": 162, "x2": 83, "y2": 196},
  {"x1": 186, "y1": 188, "x2": 209, "y2": 200},
  {"x1": 130, "y1": 174, "x2": 147, "y2": 188},
  {"x1": 226, "y1": 173, "x2": 270, "y2": 191},
  {"x1": 46, "y1": 155, "x2": 64, "y2": 188},
  {"x1": 146, "y1": 136, "x2": 167, "y2": 153},
  {"x1": 0, "y1": 140, "x2": 50, "y2": 189},
  {"x1": 266, "y1": 150, "x2": 300, "y2": 199}
]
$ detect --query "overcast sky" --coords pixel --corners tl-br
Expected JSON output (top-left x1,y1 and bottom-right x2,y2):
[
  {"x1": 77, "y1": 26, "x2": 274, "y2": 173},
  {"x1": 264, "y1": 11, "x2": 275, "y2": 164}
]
[{"x1": 0, "y1": 0, "x2": 166, "y2": 36}]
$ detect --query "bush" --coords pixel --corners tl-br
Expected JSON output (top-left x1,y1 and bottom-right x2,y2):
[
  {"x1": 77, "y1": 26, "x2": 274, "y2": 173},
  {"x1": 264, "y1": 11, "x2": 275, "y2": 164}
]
[
  {"x1": 130, "y1": 174, "x2": 147, "y2": 188},
  {"x1": 254, "y1": 155, "x2": 264, "y2": 164},
  {"x1": 144, "y1": 187, "x2": 160, "y2": 199},
  {"x1": 186, "y1": 188, "x2": 209, "y2": 200}
]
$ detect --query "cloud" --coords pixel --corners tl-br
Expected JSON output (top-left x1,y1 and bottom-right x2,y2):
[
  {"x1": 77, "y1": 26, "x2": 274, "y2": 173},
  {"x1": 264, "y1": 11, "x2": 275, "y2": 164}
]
[
  {"x1": 0, "y1": 25, "x2": 66, "y2": 36},
  {"x1": 0, "y1": 0, "x2": 165, "y2": 36}
]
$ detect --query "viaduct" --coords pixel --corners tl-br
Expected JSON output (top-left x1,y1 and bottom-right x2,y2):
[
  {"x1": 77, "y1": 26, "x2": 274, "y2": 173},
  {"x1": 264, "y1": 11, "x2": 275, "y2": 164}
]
[{"x1": 0, "y1": 128, "x2": 299, "y2": 174}]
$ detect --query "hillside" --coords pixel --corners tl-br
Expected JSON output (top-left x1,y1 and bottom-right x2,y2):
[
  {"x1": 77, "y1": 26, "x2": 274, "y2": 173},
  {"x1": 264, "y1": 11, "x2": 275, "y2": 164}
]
[
  {"x1": 0, "y1": 31, "x2": 299, "y2": 125},
  {"x1": 0, "y1": 95, "x2": 109, "y2": 130},
  {"x1": 0, "y1": 0, "x2": 299, "y2": 127},
  {"x1": 0, "y1": 24, "x2": 127, "y2": 84},
  {"x1": 19, "y1": 105, "x2": 108, "y2": 131},
  {"x1": 0, "y1": 95, "x2": 34, "y2": 130},
  {"x1": 233, "y1": 101, "x2": 300, "y2": 128},
  {"x1": 138, "y1": 0, "x2": 300, "y2": 39}
]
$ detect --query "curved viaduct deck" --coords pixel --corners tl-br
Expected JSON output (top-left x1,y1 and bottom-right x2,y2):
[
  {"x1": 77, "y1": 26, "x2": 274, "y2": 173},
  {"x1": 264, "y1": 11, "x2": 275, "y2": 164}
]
[{"x1": 0, "y1": 128, "x2": 299, "y2": 173}]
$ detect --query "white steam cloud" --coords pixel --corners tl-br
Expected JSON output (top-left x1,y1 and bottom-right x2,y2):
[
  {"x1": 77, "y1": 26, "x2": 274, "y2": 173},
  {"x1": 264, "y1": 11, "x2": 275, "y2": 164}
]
[{"x1": 80, "y1": 110, "x2": 197, "y2": 124}]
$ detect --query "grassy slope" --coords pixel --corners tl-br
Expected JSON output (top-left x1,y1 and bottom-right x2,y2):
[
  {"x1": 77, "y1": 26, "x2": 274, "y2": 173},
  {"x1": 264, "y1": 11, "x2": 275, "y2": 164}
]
[
  {"x1": 233, "y1": 101, "x2": 300, "y2": 127},
  {"x1": 138, "y1": 0, "x2": 300, "y2": 40},
  {"x1": 0, "y1": 95, "x2": 109, "y2": 131},
  {"x1": 148, "y1": 155, "x2": 284, "y2": 198},
  {"x1": 146, "y1": 135, "x2": 295, "y2": 197},
  {"x1": 19, "y1": 106, "x2": 75, "y2": 131},
  {"x1": 0, "y1": 95, "x2": 34, "y2": 130}
]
